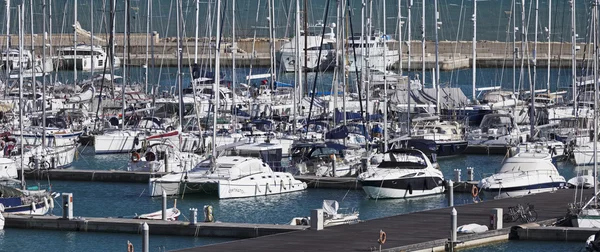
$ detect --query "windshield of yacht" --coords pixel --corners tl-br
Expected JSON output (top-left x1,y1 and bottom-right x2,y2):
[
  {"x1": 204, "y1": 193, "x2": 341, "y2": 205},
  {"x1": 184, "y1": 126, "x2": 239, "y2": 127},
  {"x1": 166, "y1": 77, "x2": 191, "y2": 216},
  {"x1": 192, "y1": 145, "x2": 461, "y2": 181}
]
[
  {"x1": 479, "y1": 115, "x2": 512, "y2": 129},
  {"x1": 377, "y1": 152, "x2": 428, "y2": 169}
]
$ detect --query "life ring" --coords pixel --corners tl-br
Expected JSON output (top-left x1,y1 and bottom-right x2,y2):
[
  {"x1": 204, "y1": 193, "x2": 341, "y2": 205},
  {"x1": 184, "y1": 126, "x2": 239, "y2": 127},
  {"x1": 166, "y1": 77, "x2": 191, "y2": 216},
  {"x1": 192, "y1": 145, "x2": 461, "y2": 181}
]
[
  {"x1": 471, "y1": 185, "x2": 479, "y2": 197},
  {"x1": 378, "y1": 230, "x2": 387, "y2": 244},
  {"x1": 131, "y1": 152, "x2": 141, "y2": 162},
  {"x1": 127, "y1": 241, "x2": 134, "y2": 252}
]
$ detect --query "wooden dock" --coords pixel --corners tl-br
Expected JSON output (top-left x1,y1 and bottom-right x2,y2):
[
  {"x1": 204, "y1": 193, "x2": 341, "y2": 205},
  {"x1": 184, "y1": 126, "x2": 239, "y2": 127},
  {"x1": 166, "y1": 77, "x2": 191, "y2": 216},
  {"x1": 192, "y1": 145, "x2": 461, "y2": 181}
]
[
  {"x1": 5, "y1": 214, "x2": 306, "y2": 238},
  {"x1": 174, "y1": 189, "x2": 584, "y2": 252}
]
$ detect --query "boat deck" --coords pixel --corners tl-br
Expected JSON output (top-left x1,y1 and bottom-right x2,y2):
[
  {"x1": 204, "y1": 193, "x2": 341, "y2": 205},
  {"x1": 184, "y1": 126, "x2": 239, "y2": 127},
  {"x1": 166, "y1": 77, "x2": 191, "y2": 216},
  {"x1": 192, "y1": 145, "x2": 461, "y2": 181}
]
[{"x1": 175, "y1": 189, "x2": 585, "y2": 251}]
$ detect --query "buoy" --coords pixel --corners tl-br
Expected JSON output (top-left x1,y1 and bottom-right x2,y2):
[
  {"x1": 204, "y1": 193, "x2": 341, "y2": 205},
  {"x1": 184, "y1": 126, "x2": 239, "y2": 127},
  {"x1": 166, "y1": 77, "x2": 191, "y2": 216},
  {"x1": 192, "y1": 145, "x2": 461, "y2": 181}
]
[
  {"x1": 378, "y1": 230, "x2": 387, "y2": 244},
  {"x1": 472, "y1": 185, "x2": 479, "y2": 198}
]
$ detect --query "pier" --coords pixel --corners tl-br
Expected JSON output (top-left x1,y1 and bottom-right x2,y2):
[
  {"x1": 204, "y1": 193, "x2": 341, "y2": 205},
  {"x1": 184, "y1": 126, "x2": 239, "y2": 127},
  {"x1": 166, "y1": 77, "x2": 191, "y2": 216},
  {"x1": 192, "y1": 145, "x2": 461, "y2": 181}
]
[
  {"x1": 173, "y1": 189, "x2": 580, "y2": 251},
  {"x1": 1, "y1": 33, "x2": 595, "y2": 69},
  {"x1": 5, "y1": 214, "x2": 306, "y2": 238}
]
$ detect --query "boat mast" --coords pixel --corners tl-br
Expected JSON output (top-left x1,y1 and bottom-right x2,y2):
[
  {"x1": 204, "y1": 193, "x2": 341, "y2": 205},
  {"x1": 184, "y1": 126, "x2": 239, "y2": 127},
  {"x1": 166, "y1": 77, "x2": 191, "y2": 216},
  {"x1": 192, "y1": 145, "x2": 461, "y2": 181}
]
[
  {"x1": 110, "y1": 0, "x2": 115, "y2": 98},
  {"x1": 145, "y1": 0, "x2": 151, "y2": 94},
  {"x1": 472, "y1": 0, "x2": 477, "y2": 103},
  {"x1": 232, "y1": 0, "x2": 237, "y2": 127},
  {"x1": 176, "y1": 0, "x2": 184, "y2": 130},
  {"x1": 434, "y1": 0, "x2": 440, "y2": 115},
  {"x1": 29, "y1": 0, "x2": 36, "y2": 109},
  {"x1": 593, "y1": 0, "x2": 598, "y2": 205},
  {"x1": 383, "y1": 0, "x2": 388, "y2": 152},
  {"x1": 512, "y1": 0, "x2": 516, "y2": 94},
  {"x1": 18, "y1": 3, "x2": 24, "y2": 189},
  {"x1": 4, "y1": 0, "x2": 9, "y2": 94},
  {"x1": 121, "y1": 0, "x2": 128, "y2": 131},
  {"x1": 303, "y1": 0, "x2": 308, "y2": 96},
  {"x1": 341, "y1": 0, "x2": 346, "y2": 126},
  {"x1": 571, "y1": 0, "x2": 577, "y2": 115},
  {"x1": 407, "y1": 0, "x2": 412, "y2": 136},
  {"x1": 194, "y1": 0, "x2": 199, "y2": 66},
  {"x1": 42, "y1": 0, "x2": 47, "y2": 151},
  {"x1": 294, "y1": 0, "x2": 301, "y2": 129},
  {"x1": 421, "y1": 0, "x2": 425, "y2": 86},
  {"x1": 529, "y1": 0, "x2": 538, "y2": 140},
  {"x1": 546, "y1": 0, "x2": 551, "y2": 94},
  {"x1": 334, "y1": 0, "x2": 341, "y2": 128},
  {"x1": 73, "y1": 0, "x2": 77, "y2": 85},
  {"x1": 212, "y1": 0, "x2": 222, "y2": 158},
  {"x1": 90, "y1": 0, "x2": 94, "y2": 76}
]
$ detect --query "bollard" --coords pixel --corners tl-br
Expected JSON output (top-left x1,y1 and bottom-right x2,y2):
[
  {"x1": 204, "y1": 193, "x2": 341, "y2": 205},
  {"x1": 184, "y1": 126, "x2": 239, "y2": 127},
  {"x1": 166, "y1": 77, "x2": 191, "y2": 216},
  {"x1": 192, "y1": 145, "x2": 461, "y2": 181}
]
[
  {"x1": 190, "y1": 208, "x2": 198, "y2": 225},
  {"x1": 448, "y1": 180, "x2": 454, "y2": 207},
  {"x1": 62, "y1": 193, "x2": 73, "y2": 220},
  {"x1": 142, "y1": 222, "x2": 149, "y2": 252},
  {"x1": 310, "y1": 209, "x2": 324, "y2": 230},
  {"x1": 489, "y1": 208, "x2": 503, "y2": 230},
  {"x1": 467, "y1": 167, "x2": 474, "y2": 181},
  {"x1": 451, "y1": 208, "x2": 457, "y2": 242},
  {"x1": 454, "y1": 169, "x2": 461, "y2": 182},
  {"x1": 162, "y1": 190, "x2": 167, "y2": 221}
]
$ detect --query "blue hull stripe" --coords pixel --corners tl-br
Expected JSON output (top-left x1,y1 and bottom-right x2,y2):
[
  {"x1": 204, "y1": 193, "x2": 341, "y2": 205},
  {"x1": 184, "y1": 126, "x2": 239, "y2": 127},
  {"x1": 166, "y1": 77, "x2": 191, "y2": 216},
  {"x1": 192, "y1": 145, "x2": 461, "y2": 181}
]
[{"x1": 481, "y1": 182, "x2": 565, "y2": 193}]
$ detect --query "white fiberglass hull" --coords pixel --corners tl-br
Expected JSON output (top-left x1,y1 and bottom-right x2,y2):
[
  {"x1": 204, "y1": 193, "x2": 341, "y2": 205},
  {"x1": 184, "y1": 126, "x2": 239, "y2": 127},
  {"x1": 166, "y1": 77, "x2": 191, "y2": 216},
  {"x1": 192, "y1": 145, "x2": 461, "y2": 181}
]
[
  {"x1": 361, "y1": 185, "x2": 445, "y2": 199},
  {"x1": 16, "y1": 145, "x2": 77, "y2": 170},
  {"x1": 95, "y1": 131, "x2": 142, "y2": 154},
  {"x1": 573, "y1": 148, "x2": 600, "y2": 165},
  {"x1": 149, "y1": 176, "x2": 308, "y2": 199}
]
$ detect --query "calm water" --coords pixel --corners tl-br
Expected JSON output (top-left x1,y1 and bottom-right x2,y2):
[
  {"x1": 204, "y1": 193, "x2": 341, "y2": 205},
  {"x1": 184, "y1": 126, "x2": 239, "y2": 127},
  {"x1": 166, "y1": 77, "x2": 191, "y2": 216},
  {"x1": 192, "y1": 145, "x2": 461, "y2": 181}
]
[{"x1": 1, "y1": 151, "x2": 584, "y2": 251}]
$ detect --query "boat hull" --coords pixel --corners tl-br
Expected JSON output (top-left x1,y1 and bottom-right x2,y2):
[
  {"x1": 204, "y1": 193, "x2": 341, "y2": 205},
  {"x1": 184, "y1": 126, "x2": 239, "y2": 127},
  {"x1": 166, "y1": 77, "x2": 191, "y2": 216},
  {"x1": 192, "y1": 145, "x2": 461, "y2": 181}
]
[
  {"x1": 479, "y1": 182, "x2": 565, "y2": 200},
  {"x1": 360, "y1": 176, "x2": 445, "y2": 199}
]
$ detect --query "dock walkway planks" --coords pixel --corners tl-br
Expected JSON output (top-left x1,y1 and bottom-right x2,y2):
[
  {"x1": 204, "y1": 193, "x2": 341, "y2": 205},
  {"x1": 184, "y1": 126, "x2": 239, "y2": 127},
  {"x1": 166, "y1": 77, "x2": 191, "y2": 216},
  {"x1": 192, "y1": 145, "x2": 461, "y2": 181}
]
[{"x1": 175, "y1": 189, "x2": 587, "y2": 251}]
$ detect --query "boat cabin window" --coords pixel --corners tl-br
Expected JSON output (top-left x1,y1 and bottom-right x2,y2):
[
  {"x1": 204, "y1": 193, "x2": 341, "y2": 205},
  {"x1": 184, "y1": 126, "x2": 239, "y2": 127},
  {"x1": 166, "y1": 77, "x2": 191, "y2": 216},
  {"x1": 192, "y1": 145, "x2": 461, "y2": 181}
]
[{"x1": 400, "y1": 173, "x2": 417, "y2": 178}]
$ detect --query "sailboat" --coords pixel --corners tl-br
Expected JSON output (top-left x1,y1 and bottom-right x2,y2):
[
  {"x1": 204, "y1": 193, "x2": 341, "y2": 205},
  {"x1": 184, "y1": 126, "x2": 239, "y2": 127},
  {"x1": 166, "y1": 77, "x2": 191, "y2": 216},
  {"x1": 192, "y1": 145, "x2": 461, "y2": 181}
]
[
  {"x1": 0, "y1": 3, "x2": 56, "y2": 216},
  {"x1": 571, "y1": 0, "x2": 600, "y2": 228}
]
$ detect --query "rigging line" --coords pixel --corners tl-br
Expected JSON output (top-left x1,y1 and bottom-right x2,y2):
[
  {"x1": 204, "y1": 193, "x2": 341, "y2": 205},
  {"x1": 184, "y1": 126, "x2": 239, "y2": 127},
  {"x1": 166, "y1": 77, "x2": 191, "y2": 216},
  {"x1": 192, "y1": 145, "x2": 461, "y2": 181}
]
[
  {"x1": 157, "y1": 0, "x2": 174, "y2": 87},
  {"x1": 346, "y1": 0, "x2": 366, "y2": 139}
]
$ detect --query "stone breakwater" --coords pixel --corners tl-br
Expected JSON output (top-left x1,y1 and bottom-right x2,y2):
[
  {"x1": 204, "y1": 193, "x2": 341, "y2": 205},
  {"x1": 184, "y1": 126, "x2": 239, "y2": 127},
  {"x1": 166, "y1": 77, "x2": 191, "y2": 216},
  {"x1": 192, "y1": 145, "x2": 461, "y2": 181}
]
[{"x1": 1, "y1": 33, "x2": 590, "y2": 69}]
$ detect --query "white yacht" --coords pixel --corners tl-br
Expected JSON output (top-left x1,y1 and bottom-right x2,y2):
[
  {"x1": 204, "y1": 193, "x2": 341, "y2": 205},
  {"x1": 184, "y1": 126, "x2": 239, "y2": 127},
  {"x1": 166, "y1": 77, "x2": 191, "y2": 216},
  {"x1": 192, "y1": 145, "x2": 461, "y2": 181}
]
[
  {"x1": 148, "y1": 155, "x2": 307, "y2": 199},
  {"x1": 345, "y1": 33, "x2": 399, "y2": 72},
  {"x1": 278, "y1": 22, "x2": 336, "y2": 72},
  {"x1": 290, "y1": 200, "x2": 359, "y2": 227},
  {"x1": 56, "y1": 44, "x2": 121, "y2": 71},
  {"x1": 478, "y1": 157, "x2": 566, "y2": 199},
  {"x1": 357, "y1": 148, "x2": 445, "y2": 199},
  {"x1": 2, "y1": 48, "x2": 53, "y2": 78},
  {"x1": 94, "y1": 130, "x2": 145, "y2": 154}
]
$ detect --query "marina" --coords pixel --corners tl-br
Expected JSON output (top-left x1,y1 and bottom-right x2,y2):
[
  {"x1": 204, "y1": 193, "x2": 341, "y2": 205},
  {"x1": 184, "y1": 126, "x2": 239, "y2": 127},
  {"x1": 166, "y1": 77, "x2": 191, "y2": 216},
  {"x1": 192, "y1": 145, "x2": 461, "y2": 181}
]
[{"x1": 2, "y1": 0, "x2": 600, "y2": 251}]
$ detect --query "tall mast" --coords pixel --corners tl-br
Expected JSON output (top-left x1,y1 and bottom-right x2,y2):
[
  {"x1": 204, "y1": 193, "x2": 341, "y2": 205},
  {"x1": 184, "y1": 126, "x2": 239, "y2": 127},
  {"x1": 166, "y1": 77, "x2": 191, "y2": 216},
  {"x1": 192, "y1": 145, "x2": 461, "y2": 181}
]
[
  {"x1": 212, "y1": 0, "x2": 222, "y2": 158},
  {"x1": 546, "y1": 0, "x2": 551, "y2": 94},
  {"x1": 383, "y1": 0, "x2": 388, "y2": 151},
  {"x1": 472, "y1": 0, "x2": 477, "y2": 103},
  {"x1": 73, "y1": 0, "x2": 77, "y2": 84},
  {"x1": 303, "y1": 0, "x2": 308, "y2": 96},
  {"x1": 232, "y1": 0, "x2": 237, "y2": 126},
  {"x1": 145, "y1": 0, "x2": 151, "y2": 93},
  {"x1": 341, "y1": 0, "x2": 346, "y2": 126},
  {"x1": 530, "y1": 0, "x2": 538, "y2": 140},
  {"x1": 121, "y1": 0, "x2": 128, "y2": 131},
  {"x1": 421, "y1": 0, "x2": 425, "y2": 86},
  {"x1": 593, "y1": 0, "x2": 598, "y2": 205},
  {"x1": 176, "y1": 0, "x2": 183, "y2": 130},
  {"x1": 571, "y1": 0, "x2": 577, "y2": 113},
  {"x1": 29, "y1": 0, "x2": 36, "y2": 109},
  {"x1": 294, "y1": 0, "x2": 301, "y2": 128},
  {"x1": 407, "y1": 0, "x2": 412, "y2": 136},
  {"x1": 194, "y1": 0, "x2": 199, "y2": 65},
  {"x1": 333, "y1": 0, "x2": 341, "y2": 128},
  {"x1": 90, "y1": 0, "x2": 94, "y2": 76},
  {"x1": 512, "y1": 0, "x2": 516, "y2": 94},
  {"x1": 42, "y1": 0, "x2": 48, "y2": 149},
  {"x1": 18, "y1": 3, "x2": 24, "y2": 189},
  {"x1": 434, "y1": 0, "x2": 440, "y2": 115},
  {"x1": 4, "y1": 0, "x2": 9, "y2": 94}
]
